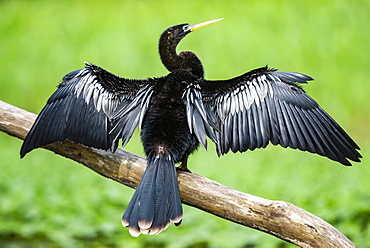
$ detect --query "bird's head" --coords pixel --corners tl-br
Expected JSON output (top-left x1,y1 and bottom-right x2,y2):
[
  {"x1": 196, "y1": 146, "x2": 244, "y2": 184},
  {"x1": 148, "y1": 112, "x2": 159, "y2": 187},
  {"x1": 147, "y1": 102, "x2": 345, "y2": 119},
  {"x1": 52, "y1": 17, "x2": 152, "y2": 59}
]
[
  {"x1": 159, "y1": 18, "x2": 223, "y2": 78},
  {"x1": 164, "y1": 18, "x2": 224, "y2": 44}
]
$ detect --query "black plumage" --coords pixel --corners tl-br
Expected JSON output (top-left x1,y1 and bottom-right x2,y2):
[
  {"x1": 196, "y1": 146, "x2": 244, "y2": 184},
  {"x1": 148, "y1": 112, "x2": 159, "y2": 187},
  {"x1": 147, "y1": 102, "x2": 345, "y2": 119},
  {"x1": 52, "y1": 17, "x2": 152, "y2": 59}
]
[{"x1": 20, "y1": 18, "x2": 361, "y2": 236}]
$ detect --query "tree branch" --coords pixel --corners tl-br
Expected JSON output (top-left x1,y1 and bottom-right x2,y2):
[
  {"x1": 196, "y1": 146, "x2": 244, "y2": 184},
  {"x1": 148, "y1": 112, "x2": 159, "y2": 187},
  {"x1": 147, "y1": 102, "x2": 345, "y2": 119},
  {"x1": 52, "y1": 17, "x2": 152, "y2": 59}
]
[{"x1": 0, "y1": 100, "x2": 356, "y2": 248}]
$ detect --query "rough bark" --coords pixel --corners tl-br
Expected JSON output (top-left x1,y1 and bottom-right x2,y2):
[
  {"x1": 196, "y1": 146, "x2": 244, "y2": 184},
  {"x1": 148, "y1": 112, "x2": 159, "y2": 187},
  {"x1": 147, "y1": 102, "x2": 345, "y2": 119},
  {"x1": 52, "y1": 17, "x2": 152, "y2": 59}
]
[{"x1": 0, "y1": 100, "x2": 356, "y2": 247}]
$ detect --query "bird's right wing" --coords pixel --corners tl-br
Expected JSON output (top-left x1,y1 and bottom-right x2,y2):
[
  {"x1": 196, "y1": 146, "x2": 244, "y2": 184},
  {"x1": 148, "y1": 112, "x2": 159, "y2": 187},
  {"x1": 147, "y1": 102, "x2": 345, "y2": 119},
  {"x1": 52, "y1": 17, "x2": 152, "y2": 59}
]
[
  {"x1": 20, "y1": 62, "x2": 152, "y2": 157},
  {"x1": 182, "y1": 82, "x2": 218, "y2": 150},
  {"x1": 201, "y1": 66, "x2": 361, "y2": 166}
]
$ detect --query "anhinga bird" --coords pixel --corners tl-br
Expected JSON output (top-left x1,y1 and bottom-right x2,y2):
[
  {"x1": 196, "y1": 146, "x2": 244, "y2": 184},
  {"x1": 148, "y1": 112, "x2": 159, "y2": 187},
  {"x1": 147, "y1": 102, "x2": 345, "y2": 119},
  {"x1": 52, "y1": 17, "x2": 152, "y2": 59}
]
[{"x1": 21, "y1": 18, "x2": 361, "y2": 236}]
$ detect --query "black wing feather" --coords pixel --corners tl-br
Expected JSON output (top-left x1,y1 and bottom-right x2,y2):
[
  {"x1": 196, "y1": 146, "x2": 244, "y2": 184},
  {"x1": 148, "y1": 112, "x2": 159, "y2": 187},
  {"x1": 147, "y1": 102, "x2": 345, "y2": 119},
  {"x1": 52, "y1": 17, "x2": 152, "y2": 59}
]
[
  {"x1": 20, "y1": 62, "x2": 150, "y2": 157},
  {"x1": 183, "y1": 83, "x2": 218, "y2": 150},
  {"x1": 202, "y1": 66, "x2": 361, "y2": 166}
]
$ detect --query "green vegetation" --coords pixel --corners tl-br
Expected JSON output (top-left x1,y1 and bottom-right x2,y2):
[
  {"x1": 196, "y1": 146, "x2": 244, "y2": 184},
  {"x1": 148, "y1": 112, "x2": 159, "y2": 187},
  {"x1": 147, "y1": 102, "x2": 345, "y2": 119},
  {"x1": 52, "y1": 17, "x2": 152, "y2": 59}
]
[{"x1": 1, "y1": 0, "x2": 369, "y2": 247}]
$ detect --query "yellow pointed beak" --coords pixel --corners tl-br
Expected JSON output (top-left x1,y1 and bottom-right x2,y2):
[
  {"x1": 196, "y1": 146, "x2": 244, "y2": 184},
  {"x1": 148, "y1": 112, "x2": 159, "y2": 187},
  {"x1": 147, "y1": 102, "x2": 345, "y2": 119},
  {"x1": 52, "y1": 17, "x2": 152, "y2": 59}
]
[{"x1": 189, "y1": 18, "x2": 224, "y2": 32}]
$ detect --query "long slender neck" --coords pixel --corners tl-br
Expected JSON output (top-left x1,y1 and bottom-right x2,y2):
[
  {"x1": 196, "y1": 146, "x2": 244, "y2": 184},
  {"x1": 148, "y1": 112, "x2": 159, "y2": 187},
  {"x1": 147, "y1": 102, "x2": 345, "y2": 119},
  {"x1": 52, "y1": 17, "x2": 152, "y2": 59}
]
[{"x1": 159, "y1": 30, "x2": 204, "y2": 78}]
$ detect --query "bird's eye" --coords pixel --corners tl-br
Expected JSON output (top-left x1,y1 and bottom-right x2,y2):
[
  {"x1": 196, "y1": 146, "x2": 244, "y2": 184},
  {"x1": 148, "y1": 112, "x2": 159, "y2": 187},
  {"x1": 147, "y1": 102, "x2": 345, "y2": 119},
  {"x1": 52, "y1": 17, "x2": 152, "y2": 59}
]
[{"x1": 183, "y1": 25, "x2": 191, "y2": 32}]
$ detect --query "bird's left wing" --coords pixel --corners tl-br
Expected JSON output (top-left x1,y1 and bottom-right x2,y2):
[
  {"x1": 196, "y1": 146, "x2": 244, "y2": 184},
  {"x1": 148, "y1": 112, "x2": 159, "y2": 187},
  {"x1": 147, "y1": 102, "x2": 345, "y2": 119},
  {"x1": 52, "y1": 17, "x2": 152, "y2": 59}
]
[
  {"x1": 20, "y1": 62, "x2": 152, "y2": 157},
  {"x1": 201, "y1": 66, "x2": 361, "y2": 165}
]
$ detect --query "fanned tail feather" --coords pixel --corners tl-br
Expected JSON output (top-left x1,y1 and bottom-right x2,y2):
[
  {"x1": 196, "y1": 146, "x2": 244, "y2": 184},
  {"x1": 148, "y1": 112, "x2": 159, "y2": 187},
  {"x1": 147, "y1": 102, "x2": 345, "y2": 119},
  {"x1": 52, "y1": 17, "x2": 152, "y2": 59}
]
[{"x1": 122, "y1": 154, "x2": 182, "y2": 237}]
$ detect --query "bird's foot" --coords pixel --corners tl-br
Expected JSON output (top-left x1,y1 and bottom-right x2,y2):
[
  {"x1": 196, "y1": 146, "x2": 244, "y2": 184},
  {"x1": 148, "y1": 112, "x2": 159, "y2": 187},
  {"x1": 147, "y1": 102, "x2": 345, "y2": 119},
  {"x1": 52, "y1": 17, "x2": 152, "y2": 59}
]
[{"x1": 176, "y1": 163, "x2": 192, "y2": 173}]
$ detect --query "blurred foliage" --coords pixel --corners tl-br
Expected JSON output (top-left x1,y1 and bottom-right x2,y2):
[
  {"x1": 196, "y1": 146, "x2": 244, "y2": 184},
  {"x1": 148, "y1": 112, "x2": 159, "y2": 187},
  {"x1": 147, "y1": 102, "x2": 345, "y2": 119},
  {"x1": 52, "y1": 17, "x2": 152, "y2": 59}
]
[{"x1": 0, "y1": 0, "x2": 369, "y2": 247}]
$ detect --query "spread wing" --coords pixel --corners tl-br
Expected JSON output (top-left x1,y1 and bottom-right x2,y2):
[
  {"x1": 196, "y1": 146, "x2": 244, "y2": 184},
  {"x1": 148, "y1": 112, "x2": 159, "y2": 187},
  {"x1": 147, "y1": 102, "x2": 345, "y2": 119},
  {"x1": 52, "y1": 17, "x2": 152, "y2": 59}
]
[
  {"x1": 20, "y1": 62, "x2": 152, "y2": 157},
  {"x1": 201, "y1": 66, "x2": 361, "y2": 166},
  {"x1": 182, "y1": 82, "x2": 218, "y2": 150}
]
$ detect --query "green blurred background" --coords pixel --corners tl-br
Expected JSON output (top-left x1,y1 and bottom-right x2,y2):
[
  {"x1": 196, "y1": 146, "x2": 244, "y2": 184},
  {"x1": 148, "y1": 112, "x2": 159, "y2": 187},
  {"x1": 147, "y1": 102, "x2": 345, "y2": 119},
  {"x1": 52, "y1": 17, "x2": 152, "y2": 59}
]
[{"x1": 1, "y1": 0, "x2": 369, "y2": 247}]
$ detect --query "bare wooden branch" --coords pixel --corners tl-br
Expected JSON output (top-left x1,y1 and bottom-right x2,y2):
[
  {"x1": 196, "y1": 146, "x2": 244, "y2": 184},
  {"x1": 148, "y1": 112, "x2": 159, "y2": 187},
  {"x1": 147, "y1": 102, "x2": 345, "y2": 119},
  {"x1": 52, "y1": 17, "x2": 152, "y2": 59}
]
[{"x1": 0, "y1": 100, "x2": 356, "y2": 248}]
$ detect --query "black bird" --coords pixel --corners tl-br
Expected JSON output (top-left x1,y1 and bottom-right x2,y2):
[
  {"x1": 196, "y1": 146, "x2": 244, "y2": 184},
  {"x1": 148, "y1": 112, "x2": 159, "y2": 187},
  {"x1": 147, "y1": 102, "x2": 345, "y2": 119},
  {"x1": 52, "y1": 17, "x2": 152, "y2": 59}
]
[{"x1": 20, "y1": 18, "x2": 361, "y2": 236}]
